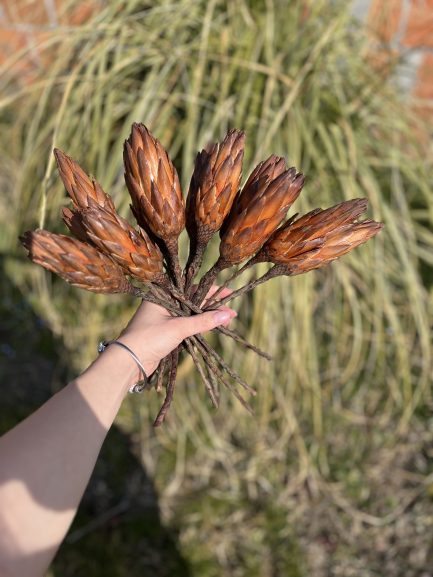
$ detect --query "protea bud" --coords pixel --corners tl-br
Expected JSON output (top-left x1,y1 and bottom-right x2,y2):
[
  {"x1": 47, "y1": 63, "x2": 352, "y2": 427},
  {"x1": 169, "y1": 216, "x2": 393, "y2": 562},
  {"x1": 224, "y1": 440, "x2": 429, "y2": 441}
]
[
  {"x1": 186, "y1": 129, "x2": 245, "y2": 244},
  {"x1": 193, "y1": 158, "x2": 304, "y2": 304},
  {"x1": 262, "y1": 198, "x2": 382, "y2": 271},
  {"x1": 219, "y1": 158, "x2": 305, "y2": 265},
  {"x1": 54, "y1": 149, "x2": 115, "y2": 211},
  {"x1": 19, "y1": 230, "x2": 134, "y2": 294},
  {"x1": 123, "y1": 123, "x2": 185, "y2": 241},
  {"x1": 207, "y1": 199, "x2": 383, "y2": 310},
  {"x1": 79, "y1": 202, "x2": 165, "y2": 284},
  {"x1": 184, "y1": 129, "x2": 245, "y2": 291},
  {"x1": 282, "y1": 219, "x2": 383, "y2": 274}
]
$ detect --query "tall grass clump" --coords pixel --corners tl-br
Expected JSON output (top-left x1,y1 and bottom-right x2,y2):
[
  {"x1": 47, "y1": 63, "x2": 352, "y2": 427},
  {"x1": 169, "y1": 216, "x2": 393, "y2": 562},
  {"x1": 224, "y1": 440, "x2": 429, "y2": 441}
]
[{"x1": 1, "y1": 1, "x2": 432, "y2": 574}]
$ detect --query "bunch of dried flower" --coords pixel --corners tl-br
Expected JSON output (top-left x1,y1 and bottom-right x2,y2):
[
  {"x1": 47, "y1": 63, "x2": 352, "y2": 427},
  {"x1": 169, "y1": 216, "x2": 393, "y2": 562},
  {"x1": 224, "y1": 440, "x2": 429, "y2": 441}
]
[{"x1": 20, "y1": 123, "x2": 383, "y2": 425}]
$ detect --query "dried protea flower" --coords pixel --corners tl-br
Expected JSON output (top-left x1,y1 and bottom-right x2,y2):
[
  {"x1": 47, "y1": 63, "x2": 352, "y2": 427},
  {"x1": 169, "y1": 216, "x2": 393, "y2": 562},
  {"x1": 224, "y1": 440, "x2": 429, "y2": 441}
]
[
  {"x1": 193, "y1": 157, "x2": 304, "y2": 304},
  {"x1": 61, "y1": 206, "x2": 89, "y2": 243},
  {"x1": 19, "y1": 123, "x2": 385, "y2": 427},
  {"x1": 123, "y1": 123, "x2": 185, "y2": 241},
  {"x1": 184, "y1": 129, "x2": 245, "y2": 290},
  {"x1": 186, "y1": 129, "x2": 245, "y2": 243},
  {"x1": 79, "y1": 202, "x2": 165, "y2": 284},
  {"x1": 219, "y1": 159, "x2": 304, "y2": 265},
  {"x1": 54, "y1": 148, "x2": 117, "y2": 246},
  {"x1": 284, "y1": 220, "x2": 383, "y2": 274},
  {"x1": 211, "y1": 199, "x2": 383, "y2": 309},
  {"x1": 262, "y1": 198, "x2": 376, "y2": 268},
  {"x1": 123, "y1": 123, "x2": 185, "y2": 286},
  {"x1": 54, "y1": 149, "x2": 115, "y2": 211},
  {"x1": 19, "y1": 230, "x2": 134, "y2": 294}
]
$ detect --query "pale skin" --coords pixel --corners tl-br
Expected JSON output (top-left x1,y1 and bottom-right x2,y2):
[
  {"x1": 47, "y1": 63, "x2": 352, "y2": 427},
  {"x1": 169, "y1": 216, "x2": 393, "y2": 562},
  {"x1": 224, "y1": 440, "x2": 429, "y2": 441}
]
[{"x1": 0, "y1": 287, "x2": 236, "y2": 577}]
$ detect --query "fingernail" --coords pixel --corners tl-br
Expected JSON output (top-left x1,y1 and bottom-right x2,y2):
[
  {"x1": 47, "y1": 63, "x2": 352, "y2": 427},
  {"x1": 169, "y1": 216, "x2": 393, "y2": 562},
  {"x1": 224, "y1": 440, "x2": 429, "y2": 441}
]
[{"x1": 214, "y1": 310, "x2": 235, "y2": 324}]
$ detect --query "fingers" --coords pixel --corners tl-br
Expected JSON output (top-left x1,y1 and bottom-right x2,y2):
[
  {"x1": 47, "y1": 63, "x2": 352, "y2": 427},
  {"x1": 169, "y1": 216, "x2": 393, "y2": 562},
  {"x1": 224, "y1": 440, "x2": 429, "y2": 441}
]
[{"x1": 172, "y1": 307, "x2": 237, "y2": 340}]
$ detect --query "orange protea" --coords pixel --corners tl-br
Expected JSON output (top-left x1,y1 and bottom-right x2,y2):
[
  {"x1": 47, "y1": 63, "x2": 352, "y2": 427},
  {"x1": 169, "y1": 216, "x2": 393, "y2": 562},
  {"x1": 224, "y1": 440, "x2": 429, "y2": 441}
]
[
  {"x1": 54, "y1": 149, "x2": 115, "y2": 211},
  {"x1": 79, "y1": 202, "x2": 165, "y2": 283},
  {"x1": 219, "y1": 158, "x2": 305, "y2": 265},
  {"x1": 209, "y1": 198, "x2": 384, "y2": 309},
  {"x1": 54, "y1": 148, "x2": 117, "y2": 245},
  {"x1": 262, "y1": 198, "x2": 381, "y2": 271},
  {"x1": 19, "y1": 123, "x2": 385, "y2": 427},
  {"x1": 186, "y1": 129, "x2": 245, "y2": 243},
  {"x1": 184, "y1": 128, "x2": 245, "y2": 290},
  {"x1": 123, "y1": 123, "x2": 185, "y2": 241},
  {"x1": 193, "y1": 157, "x2": 304, "y2": 304},
  {"x1": 19, "y1": 229, "x2": 134, "y2": 294}
]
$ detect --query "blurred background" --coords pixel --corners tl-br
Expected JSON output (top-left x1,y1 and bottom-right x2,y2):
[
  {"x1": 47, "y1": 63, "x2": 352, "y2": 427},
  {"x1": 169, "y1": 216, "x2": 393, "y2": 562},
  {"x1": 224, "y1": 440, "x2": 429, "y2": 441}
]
[{"x1": 1, "y1": 1, "x2": 432, "y2": 575}]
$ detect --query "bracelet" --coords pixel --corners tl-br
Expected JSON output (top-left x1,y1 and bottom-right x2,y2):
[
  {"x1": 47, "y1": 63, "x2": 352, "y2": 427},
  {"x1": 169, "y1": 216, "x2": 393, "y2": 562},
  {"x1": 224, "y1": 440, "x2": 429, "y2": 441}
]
[{"x1": 98, "y1": 339, "x2": 149, "y2": 393}]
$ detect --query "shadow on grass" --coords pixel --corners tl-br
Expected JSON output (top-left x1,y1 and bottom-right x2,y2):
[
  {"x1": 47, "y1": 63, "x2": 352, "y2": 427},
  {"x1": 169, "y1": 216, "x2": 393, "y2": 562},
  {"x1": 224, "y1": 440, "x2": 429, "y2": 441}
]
[{"x1": 0, "y1": 255, "x2": 191, "y2": 577}]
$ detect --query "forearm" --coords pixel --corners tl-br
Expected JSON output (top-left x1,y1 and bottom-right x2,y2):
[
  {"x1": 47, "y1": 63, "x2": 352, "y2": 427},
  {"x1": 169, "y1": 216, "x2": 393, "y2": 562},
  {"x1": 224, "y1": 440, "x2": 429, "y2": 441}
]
[{"x1": 0, "y1": 345, "x2": 136, "y2": 577}]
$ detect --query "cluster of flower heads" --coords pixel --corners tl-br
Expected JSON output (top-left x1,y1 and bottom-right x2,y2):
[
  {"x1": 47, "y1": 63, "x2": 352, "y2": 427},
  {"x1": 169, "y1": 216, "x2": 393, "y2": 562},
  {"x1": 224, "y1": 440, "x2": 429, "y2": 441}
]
[{"x1": 20, "y1": 123, "x2": 383, "y2": 425}]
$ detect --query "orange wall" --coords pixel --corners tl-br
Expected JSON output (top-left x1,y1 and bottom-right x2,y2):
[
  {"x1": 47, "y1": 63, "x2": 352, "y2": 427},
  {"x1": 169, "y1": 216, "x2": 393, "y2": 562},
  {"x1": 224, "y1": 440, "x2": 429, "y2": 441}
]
[{"x1": 369, "y1": 0, "x2": 433, "y2": 115}]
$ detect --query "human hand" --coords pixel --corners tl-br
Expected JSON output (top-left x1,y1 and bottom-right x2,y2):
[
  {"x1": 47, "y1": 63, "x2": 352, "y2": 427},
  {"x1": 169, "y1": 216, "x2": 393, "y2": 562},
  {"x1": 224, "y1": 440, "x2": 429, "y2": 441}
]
[{"x1": 116, "y1": 286, "x2": 236, "y2": 378}]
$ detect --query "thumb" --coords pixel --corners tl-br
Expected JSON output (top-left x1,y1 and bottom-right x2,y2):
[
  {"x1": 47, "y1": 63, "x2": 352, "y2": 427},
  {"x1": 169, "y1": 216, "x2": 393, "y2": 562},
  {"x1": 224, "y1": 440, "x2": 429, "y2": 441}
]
[{"x1": 174, "y1": 308, "x2": 237, "y2": 340}]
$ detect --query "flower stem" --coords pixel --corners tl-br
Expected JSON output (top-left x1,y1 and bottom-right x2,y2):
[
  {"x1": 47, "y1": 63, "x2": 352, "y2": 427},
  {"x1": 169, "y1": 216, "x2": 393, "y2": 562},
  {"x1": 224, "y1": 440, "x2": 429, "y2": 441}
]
[
  {"x1": 205, "y1": 265, "x2": 286, "y2": 308},
  {"x1": 184, "y1": 241, "x2": 206, "y2": 295},
  {"x1": 153, "y1": 347, "x2": 179, "y2": 427}
]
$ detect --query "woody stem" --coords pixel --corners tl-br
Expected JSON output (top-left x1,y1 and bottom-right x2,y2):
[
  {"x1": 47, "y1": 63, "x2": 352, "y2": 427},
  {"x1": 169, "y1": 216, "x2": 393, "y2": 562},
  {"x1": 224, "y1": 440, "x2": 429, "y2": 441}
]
[
  {"x1": 184, "y1": 241, "x2": 206, "y2": 296},
  {"x1": 192, "y1": 259, "x2": 225, "y2": 306},
  {"x1": 153, "y1": 347, "x2": 179, "y2": 427},
  {"x1": 205, "y1": 255, "x2": 263, "y2": 309},
  {"x1": 165, "y1": 283, "x2": 271, "y2": 360},
  {"x1": 165, "y1": 238, "x2": 183, "y2": 289},
  {"x1": 205, "y1": 265, "x2": 286, "y2": 308}
]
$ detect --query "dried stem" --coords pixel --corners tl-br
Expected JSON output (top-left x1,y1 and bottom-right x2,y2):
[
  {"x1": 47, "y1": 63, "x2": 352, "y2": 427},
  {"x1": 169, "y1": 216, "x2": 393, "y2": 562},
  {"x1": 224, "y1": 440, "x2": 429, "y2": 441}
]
[
  {"x1": 195, "y1": 335, "x2": 256, "y2": 396},
  {"x1": 192, "y1": 259, "x2": 224, "y2": 305},
  {"x1": 165, "y1": 237, "x2": 184, "y2": 289},
  {"x1": 155, "y1": 357, "x2": 168, "y2": 393},
  {"x1": 165, "y1": 283, "x2": 271, "y2": 360},
  {"x1": 205, "y1": 265, "x2": 286, "y2": 309},
  {"x1": 193, "y1": 337, "x2": 254, "y2": 415},
  {"x1": 184, "y1": 241, "x2": 206, "y2": 295},
  {"x1": 153, "y1": 347, "x2": 179, "y2": 427},
  {"x1": 184, "y1": 338, "x2": 219, "y2": 407},
  {"x1": 205, "y1": 255, "x2": 262, "y2": 309}
]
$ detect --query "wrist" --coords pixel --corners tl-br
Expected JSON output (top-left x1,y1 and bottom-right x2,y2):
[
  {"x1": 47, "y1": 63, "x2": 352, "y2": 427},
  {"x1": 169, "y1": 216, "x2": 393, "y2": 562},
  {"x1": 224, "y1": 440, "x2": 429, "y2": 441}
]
[{"x1": 115, "y1": 334, "x2": 158, "y2": 381}]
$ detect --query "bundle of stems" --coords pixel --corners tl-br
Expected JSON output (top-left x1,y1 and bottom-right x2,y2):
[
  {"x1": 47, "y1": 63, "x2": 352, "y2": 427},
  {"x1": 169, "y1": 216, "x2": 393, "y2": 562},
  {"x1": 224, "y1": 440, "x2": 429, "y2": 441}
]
[{"x1": 20, "y1": 123, "x2": 383, "y2": 425}]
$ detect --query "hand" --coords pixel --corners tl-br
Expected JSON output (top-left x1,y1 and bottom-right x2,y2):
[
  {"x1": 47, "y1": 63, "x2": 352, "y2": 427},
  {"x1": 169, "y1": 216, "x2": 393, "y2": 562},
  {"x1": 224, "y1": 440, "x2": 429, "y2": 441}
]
[{"x1": 116, "y1": 286, "x2": 236, "y2": 378}]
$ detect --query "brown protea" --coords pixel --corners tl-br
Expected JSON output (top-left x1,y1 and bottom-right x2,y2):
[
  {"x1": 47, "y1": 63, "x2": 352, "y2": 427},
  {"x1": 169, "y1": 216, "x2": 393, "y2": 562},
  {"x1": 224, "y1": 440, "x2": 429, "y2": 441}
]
[
  {"x1": 209, "y1": 198, "x2": 383, "y2": 309},
  {"x1": 54, "y1": 149, "x2": 115, "y2": 211},
  {"x1": 184, "y1": 129, "x2": 245, "y2": 290},
  {"x1": 219, "y1": 158, "x2": 304, "y2": 264},
  {"x1": 262, "y1": 199, "x2": 383, "y2": 274},
  {"x1": 79, "y1": 201, "x2": 165, "y2": 284},
  {"x1": 123, "y1": 123, "x2": 184, "y2": 239},
  {"x1": 19, "y1": 123, "x2": 385, "y2": 428},
  {"x1": 19, "y1": 229, "x2": 134, "y2": 294},
  {"x1": 61, "y1": 206, "x2": 88, "y2": 242},
  {"x1": 194, "y1": 157, "x2": 304, "y2": 304},
  {"x1": 54, "y1": 148, "x2": 116, "y2": 245},
  {"x1": 123, "y1": 123, "x2": 185, "y2": 286},
  {"x1": 262, "y1": 198, "x2": 373, "y2": 266}
]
